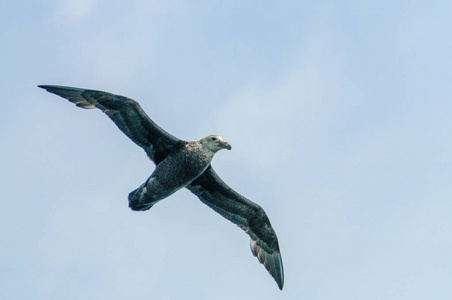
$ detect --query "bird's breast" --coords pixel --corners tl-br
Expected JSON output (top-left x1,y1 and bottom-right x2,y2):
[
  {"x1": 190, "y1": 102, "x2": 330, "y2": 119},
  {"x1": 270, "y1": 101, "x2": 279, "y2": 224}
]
[{"x1": 151, "y1": 146, "x2": 213, "y2": 190}]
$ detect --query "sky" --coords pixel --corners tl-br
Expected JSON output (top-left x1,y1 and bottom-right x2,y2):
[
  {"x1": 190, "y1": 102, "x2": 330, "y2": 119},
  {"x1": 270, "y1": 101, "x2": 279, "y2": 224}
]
[{"x1": 1, "y1": 0, "x2": 451, "y2": 299}]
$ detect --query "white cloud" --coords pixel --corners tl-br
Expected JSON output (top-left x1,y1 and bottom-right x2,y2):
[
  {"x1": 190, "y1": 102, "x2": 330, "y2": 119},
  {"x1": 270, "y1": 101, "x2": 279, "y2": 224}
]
[
  {"x1": 210, "y1": 30, "x2": 352, "y2": 172},
  {"x1": 54, "y1": 0, "x2": 103, "y2": 23}
]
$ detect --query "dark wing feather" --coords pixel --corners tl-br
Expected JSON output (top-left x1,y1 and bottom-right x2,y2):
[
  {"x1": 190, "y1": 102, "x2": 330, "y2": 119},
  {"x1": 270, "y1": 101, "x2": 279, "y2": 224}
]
[
  {"x1": 39, "y1": 85, "x2": 183, "y2": 164},
  {"x1": 187, "y1": 166, "x2": 284, "y2": 290}
]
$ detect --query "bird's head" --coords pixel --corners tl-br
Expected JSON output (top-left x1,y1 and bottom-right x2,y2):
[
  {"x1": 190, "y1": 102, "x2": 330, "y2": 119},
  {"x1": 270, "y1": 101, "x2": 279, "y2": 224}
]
[{"x1": 201, "y1": 135, "x2": 232, "y2": 153}]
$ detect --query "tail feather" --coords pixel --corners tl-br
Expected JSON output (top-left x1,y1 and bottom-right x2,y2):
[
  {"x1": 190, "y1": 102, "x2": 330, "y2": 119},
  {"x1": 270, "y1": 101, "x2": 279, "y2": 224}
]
[{"x1": 128, "y1": 185, "x2": 157, "y2": 211}]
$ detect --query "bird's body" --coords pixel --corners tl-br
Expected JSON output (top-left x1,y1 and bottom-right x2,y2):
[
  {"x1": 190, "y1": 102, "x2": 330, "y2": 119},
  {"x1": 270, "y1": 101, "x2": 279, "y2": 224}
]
[
  {"x1": 129, "y1": 139, "x2": 223, "y2": 211},
  {"x1": 39, "y1": 85, "x2": 284, "y2": 290}
]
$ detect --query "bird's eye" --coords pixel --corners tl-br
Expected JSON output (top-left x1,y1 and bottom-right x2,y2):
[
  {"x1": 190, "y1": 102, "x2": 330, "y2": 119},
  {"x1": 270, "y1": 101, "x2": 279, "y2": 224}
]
[{"x1": 211, "y1": 137, "x2": 217, "y2": 141}]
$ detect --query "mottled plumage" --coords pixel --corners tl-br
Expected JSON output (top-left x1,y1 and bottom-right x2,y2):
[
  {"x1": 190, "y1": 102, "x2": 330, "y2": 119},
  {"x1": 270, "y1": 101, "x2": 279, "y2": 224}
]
[{"x1": 39, "y1": 85, "x2": 284, "y2": 290}]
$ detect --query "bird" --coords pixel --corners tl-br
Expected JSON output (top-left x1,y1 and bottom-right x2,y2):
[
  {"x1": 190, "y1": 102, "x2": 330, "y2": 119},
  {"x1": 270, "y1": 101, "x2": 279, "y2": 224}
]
[{"x1": 38, "y1": 85, "x2": 284, "y2": 290}]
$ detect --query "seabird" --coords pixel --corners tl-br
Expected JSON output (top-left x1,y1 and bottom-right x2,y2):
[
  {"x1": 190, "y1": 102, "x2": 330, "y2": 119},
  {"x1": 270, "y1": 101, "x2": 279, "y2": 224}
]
[{"x1": 38, "y1": 85, "x2": 284, "y2": 290}]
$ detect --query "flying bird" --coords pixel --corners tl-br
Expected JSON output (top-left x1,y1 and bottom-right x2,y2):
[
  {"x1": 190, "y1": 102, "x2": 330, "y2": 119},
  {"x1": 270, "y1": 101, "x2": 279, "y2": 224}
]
[{"x1": 39, "y1": 85, "x2": 284, "y2": 290}]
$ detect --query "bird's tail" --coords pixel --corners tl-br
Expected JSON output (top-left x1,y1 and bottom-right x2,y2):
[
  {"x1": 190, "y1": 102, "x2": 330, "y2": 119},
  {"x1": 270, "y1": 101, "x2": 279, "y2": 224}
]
[{"x1": 128, "y1": 184, "x2": 158, "y2": 211}]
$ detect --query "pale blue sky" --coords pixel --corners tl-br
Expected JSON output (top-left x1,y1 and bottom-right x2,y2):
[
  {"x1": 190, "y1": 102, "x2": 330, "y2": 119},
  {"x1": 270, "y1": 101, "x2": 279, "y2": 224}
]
[{"x1": 1, "y1": 1, "x2": 451, "y2": 299}]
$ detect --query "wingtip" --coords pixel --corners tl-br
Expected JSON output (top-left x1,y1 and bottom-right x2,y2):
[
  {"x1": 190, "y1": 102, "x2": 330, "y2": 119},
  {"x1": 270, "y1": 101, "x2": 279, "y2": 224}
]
[
  {"x1": 278, "y1": 279, "x2": 284, "y2": 290},
  {"x1": 38, "y1": 85, "x2": 55, "y2": 91},
  {"x1": 250, "y1": 239, "x2": 284, "y2": 290},
  {"x1": 275, "y1": 261, "x2": 284, "y2": 291},
  {"x1": 38, "y1": 85, "x2": 72, "y2": 90}
]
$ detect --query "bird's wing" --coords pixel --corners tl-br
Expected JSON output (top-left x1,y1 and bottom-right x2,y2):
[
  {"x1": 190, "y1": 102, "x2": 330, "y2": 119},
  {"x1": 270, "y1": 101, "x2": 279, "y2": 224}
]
[
  {"x1": 186, "y1": 166, "x2": 284, "y2": 290},
  {"x1": 39, "y1": 85, "x2": 183, "y2": 164}
]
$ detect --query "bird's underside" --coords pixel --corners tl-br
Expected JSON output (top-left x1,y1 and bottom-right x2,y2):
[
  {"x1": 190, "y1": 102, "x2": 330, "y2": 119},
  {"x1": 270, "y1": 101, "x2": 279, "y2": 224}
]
[{"x1": 39, "y1": 85, "x2": 284, "y2": 290}]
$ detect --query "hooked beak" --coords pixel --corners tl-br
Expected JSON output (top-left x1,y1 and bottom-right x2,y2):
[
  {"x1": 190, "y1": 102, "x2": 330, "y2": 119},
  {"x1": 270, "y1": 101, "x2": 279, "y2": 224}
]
[{"x1": 219, "y1": 140, "x2": 232, "y2": 150}]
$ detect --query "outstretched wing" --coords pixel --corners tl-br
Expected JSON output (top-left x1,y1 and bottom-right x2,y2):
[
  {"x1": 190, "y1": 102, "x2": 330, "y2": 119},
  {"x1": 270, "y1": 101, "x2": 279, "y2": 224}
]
[
  {"x1": 187, "y1": 166, "x2": 284, "y2": 290},
  {"x1": 39, "y1": 85, "x2": 183, "y2": 164}
]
